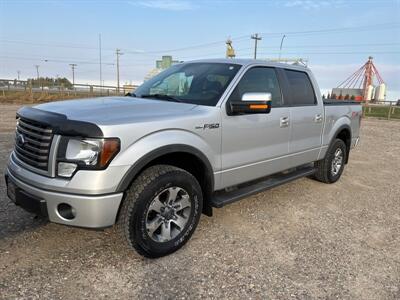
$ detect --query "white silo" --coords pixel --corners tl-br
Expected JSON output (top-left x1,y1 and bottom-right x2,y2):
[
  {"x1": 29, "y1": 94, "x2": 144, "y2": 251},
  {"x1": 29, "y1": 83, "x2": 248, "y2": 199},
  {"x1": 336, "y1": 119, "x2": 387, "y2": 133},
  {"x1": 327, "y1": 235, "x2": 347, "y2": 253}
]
[
  {"x1": 374, "y1": 83, "x2": 386, "y2": 101},
  {"x1": 366, "y1": 85, "x2": 374, "y2": 101}
]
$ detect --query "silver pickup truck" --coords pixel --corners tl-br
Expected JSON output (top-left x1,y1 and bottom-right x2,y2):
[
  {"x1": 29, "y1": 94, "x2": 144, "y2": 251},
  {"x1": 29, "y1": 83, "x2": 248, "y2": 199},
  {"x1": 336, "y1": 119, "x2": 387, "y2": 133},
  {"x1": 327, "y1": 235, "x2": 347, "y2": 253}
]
[{"x1": 5, "y1": 59, "x2": 361, "y2": 257}]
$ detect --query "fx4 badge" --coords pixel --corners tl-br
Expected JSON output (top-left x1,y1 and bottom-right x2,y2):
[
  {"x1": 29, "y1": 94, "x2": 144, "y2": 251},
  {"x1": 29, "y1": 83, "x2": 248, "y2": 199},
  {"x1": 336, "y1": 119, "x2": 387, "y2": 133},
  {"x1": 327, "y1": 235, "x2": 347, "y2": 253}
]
[{"x1": 195, "y1": 123, "x2": 220, "y2": 130}]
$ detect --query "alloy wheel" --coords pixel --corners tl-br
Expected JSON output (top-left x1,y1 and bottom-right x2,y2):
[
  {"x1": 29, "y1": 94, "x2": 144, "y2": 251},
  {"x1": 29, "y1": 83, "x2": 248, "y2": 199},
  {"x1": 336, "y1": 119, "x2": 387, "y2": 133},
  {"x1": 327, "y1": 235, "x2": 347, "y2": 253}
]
[{"x1": 145, "y1": 187, "x2": 192, "y2": 243}]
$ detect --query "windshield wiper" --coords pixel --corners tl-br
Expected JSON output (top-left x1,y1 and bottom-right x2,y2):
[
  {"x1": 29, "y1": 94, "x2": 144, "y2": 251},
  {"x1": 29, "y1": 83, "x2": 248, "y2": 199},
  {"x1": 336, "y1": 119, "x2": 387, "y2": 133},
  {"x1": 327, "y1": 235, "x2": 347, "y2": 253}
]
[
  {"x1": 125, "y1": 92, "x2": 137, "y2": 97},
  {"x1": 140, "y1": 94, "x2": 182, "y2": 102}
]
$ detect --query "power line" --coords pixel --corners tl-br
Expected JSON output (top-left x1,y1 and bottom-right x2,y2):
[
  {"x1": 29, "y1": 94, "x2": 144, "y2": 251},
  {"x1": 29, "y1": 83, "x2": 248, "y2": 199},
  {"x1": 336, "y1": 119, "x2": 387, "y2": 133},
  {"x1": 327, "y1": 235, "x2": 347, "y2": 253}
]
[
  {"x1": 1, "y1": 48, "x2": 399, "y2": 69},
  {"x1": 0, "y1": 39, "x2": 114, "y2": 51},
  {"x1": 2, "y1": 22, "x2": 398, "y2": 55},
  {"x1": 264, "y1": 51, "x2": 400, "y2": 54},
  {"x1": 123, "y1": 36, "x2": 250, "y2": 55},
  {"x1": 258, "y1": 42, "x2": 400, "y2": 49},
  {"x1": 0, "y1": 55, "x2": 114, "y2": 65},
  {"x1": 236, "y1": 51, "x2": 400, "y2": 56},
  {"x1": 1, "y1": 22, "x2": 399, "y2": 81},
  {"x1": 259, "y1": 22, "x2": 400, "y2": 36},
  {"x1": 178, "y1": 50, "x2": 400, "y2": 61}
]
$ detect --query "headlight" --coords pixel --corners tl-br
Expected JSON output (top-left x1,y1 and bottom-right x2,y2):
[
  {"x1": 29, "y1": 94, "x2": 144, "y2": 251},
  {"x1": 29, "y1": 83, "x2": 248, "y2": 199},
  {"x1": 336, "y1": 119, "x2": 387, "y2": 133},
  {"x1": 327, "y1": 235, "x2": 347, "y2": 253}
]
[
  {"x1": 57, "y1": 137, "x2": 120, "y2": 178},
  {"x1": 66, "y1": 139, "x2": 101, "y2": 166}
]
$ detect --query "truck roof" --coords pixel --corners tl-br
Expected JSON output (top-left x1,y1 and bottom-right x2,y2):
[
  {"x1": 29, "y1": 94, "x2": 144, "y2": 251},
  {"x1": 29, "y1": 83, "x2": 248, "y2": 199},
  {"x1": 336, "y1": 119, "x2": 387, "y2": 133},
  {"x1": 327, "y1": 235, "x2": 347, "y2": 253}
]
[{"x1": 184, "y1": 58, "x2": 309, "y2": 71}]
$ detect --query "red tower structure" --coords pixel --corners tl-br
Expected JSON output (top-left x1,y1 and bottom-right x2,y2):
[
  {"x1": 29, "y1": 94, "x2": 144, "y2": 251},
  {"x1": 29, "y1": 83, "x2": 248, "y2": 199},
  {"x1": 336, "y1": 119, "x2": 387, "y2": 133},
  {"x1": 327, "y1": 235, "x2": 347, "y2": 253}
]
[{"x1": 334, "y1": 57, "x2": 384, "y2": 102}]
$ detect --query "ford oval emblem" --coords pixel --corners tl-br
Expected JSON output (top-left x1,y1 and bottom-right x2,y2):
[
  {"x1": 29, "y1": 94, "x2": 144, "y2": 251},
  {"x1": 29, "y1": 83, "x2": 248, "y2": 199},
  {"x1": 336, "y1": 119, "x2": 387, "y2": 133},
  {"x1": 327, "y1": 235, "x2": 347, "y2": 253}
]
[{"x1": 16, "y1": 133, "x2": 26, "y2": 147}]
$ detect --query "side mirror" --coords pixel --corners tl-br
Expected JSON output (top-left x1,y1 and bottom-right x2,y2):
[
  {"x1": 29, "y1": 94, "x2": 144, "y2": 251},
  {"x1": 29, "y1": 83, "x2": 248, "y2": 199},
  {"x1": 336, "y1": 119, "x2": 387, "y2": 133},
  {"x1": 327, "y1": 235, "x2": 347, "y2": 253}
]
[{"x1": 228, "y1": 92, "x2": 272, "y2": 115}]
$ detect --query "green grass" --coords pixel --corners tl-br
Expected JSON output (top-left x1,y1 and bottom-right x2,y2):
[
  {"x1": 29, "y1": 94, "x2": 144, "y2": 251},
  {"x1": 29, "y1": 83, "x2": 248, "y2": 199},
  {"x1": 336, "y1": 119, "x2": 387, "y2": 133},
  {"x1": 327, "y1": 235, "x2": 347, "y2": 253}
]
[{"x1": 363, "y1": 105, "x2": 400, "y2": 120}]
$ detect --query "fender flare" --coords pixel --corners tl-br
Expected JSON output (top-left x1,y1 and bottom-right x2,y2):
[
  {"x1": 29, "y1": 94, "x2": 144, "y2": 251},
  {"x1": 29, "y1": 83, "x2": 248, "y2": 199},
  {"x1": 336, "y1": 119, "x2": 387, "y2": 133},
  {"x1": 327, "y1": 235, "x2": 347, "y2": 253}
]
[
  {"x1": 116, "y1": 144, "x2": 214, "y2": 194},
  {"x1": 329, "y1": 124, "x2": 352, "y2": 163}
]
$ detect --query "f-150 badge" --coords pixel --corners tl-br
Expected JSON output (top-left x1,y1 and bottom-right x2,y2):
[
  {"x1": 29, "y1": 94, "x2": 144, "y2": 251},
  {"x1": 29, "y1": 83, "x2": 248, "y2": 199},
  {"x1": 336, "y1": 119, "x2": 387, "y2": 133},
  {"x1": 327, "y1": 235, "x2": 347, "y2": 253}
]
[{"x1": 195, "y1": 123, "x2": 220, "y2": 130}]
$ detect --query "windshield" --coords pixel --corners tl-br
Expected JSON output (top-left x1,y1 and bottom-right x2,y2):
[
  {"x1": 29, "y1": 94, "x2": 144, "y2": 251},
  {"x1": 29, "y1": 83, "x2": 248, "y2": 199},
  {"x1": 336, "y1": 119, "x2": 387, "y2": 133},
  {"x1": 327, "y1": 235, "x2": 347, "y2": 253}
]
[{"x1": 134, "y1": 63, "x2": 241, "y2": 106}]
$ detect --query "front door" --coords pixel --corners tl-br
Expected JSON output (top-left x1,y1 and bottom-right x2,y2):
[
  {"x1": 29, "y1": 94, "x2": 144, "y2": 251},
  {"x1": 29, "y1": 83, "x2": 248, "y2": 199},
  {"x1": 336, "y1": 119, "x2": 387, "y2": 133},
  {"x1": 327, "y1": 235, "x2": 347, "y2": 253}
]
[{"x1": 220, "y1": 66, "x2": 291, "y2": 188}]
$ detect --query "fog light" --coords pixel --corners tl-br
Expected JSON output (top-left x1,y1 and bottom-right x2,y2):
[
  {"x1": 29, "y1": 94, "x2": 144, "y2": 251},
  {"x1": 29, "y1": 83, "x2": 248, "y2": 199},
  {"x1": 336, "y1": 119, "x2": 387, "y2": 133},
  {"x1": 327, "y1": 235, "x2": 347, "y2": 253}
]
[
  {"x1": 58, "y1": 162, "x2": 77, "y2": 177},
  {"x1": 57, "y1": 203, "x2": 76, "y2": 220}
]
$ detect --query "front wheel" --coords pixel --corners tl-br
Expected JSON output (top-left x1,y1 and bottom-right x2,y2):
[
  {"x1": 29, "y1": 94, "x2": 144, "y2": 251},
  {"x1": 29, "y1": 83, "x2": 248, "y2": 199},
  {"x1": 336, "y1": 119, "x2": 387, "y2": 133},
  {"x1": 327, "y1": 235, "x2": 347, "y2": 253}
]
[
  {"x1": 118, "y1": 165, "x2": 203, "y2": 258},
  {"x1": 313, "y1": 139, "x2": 347, "y2": 183}
]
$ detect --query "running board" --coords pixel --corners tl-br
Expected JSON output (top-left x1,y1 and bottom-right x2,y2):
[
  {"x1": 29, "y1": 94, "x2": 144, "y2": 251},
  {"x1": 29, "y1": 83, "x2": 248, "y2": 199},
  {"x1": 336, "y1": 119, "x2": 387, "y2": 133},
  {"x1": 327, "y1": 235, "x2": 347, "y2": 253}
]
[{"x1": 210, "y1": 166, "x2": 316, "y2": 208}]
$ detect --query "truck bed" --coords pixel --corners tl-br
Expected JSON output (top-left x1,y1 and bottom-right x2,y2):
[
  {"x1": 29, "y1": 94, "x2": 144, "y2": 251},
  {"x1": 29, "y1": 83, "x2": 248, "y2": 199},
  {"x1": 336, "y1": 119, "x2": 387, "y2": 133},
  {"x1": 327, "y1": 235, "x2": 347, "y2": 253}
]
[{"x1": 322, "y1": 101, "x2": 362, "y2": 148}]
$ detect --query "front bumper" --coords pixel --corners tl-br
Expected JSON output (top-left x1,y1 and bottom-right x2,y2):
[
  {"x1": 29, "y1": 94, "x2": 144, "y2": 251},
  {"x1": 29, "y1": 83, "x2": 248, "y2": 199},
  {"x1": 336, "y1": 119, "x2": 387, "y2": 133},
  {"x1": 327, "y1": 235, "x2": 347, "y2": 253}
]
[{"x1": 5, "y1": 168, "x2": 123, "y2": 228}]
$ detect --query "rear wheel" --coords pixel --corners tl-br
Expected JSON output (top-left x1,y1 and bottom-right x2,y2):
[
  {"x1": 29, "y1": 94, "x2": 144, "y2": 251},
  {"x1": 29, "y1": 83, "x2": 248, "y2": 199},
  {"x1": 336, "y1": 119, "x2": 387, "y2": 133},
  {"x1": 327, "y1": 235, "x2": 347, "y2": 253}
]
[
  {"x1": 313, "y1": 139, "x2": 347, "y2": 183},
  {"x1": 118, "y1": 165, "x2": 203, "y2": 258}
]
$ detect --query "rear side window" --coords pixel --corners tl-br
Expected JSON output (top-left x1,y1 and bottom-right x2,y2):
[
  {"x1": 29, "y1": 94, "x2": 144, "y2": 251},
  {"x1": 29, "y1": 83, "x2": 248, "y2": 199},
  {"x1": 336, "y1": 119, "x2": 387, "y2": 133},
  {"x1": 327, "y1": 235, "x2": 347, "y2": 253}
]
[
  {"x1": 228, "y1": 67, "x2": 283, "y2": 107},
  {"x1": 284, "y1": 69, "x2": 316, "y2": 106}
]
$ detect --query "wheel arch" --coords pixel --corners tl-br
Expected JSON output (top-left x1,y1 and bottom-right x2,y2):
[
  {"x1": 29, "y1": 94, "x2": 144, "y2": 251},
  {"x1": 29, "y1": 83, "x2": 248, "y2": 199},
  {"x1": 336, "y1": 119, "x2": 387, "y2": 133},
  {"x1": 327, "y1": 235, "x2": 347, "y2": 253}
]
[
  {"x1": 332, "y1": 125, "x2": 352, "y2": 164},
  {"x1": 116, "y1": 144, "x2": 214, "y2": 216}
]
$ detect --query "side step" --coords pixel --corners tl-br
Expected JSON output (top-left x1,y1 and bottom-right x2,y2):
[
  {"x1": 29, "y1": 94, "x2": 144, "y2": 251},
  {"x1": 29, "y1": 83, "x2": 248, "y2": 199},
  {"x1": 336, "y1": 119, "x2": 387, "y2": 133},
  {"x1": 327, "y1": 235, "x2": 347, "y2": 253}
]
[{"x1": 210, "y1": 166, "x2": 315, "y2": 208}]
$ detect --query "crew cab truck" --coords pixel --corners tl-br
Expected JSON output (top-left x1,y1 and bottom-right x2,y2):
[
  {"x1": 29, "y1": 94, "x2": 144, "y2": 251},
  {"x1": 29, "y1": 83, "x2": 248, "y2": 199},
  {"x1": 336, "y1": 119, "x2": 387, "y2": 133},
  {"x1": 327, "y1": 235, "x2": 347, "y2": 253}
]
[{"x1": 5, "y1": 59, "x2": 361, "y2": 257}]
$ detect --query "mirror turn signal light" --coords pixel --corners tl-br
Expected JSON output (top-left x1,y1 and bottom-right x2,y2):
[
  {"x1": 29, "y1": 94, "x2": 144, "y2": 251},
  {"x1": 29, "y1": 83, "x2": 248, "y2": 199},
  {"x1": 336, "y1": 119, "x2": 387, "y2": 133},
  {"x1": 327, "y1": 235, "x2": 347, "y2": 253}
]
[{"x1": 249, "y1": 104, "x2": 269, "y2": 109}]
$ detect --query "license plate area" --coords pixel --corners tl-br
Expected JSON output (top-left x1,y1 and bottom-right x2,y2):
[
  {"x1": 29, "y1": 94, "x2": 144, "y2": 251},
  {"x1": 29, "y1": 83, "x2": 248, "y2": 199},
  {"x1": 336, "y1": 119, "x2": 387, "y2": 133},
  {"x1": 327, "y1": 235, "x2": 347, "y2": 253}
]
[{"x1": 6, "y1": 176, "x2": 48, "y2": 217}]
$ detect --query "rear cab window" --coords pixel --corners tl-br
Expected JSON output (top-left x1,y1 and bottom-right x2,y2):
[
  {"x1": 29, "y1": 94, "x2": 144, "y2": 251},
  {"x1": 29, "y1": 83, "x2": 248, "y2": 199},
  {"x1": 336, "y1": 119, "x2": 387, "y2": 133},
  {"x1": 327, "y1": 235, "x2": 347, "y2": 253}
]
[{"x1": 284, "y1": 69, "x2": 316, "y2": 106}]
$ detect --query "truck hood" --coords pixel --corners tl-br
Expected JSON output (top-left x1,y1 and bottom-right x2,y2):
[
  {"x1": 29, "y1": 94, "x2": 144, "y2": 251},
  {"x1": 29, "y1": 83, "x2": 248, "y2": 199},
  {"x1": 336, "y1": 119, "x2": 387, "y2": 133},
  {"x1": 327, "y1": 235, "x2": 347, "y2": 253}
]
[{"x1": 34, "y1": 96, "x2": 198, "y2": 125}]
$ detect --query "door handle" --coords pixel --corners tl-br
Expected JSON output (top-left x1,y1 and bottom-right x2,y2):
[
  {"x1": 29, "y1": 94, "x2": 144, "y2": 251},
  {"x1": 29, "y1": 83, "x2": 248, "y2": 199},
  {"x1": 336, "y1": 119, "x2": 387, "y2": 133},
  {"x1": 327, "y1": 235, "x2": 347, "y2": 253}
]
[
  {"x1": 314, "y1": 114, "x2": 323, "y2": 122},
  {"x1": 280, "y1": 116, "x2": 289, "y2": 128}
]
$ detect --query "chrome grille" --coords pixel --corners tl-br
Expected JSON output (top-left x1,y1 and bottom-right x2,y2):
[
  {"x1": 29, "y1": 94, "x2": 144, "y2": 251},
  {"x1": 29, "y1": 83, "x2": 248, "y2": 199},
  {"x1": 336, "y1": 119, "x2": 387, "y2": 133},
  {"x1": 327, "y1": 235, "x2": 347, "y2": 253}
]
[{"x1": 14, "y1": 117, "x2": 53, "y2": 171}]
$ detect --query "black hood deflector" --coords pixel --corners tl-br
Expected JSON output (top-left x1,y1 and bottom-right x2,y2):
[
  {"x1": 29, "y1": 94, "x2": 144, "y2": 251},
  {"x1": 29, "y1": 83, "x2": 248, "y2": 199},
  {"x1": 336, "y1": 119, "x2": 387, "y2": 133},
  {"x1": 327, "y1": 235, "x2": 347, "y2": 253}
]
[{"x1": 17, "y1": 107, "x2": 103, "y2": 137}]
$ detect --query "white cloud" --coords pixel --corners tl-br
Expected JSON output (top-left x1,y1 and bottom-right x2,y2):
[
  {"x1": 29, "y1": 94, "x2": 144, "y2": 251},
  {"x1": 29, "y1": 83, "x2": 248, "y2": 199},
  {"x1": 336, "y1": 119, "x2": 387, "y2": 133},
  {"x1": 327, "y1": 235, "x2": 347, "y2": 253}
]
[{"x1": 132, "y1": 0, "x2": 196, "y2": 11}]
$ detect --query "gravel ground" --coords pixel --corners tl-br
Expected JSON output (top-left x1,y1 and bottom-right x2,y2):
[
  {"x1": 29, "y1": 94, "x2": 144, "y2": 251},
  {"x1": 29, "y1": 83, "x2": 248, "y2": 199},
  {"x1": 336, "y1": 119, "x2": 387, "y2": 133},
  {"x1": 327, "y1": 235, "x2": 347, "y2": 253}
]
[{"x1": 0, "y1": 104, "x2": 399, "y2": 299}]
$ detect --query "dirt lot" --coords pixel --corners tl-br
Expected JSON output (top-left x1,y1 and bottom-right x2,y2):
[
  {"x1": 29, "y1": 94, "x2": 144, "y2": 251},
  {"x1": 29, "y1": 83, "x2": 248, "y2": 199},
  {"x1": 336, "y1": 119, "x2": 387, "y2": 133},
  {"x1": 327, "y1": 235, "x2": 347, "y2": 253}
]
[{"x1": 0, "y1": 104, "x2": 399, "y2": 299}]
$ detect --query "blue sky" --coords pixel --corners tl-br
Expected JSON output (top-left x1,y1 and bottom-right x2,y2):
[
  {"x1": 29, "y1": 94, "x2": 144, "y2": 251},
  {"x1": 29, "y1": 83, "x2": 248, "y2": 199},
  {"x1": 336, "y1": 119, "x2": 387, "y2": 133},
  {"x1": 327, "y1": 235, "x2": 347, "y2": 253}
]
[{"x1": 1, "y1": 0, "x2": 399, "y2": 99}]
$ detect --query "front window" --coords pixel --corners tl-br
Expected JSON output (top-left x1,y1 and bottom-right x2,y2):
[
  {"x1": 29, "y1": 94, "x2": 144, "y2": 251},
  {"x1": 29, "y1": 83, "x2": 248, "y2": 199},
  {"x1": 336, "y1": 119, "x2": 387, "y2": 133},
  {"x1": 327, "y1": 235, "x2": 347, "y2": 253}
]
[
  {"x1": 134, "y1": 63, "x2": 241, "y2": 106},
  {"x1": 228, "y1": 67, "x2": 283, "y2": 107}
]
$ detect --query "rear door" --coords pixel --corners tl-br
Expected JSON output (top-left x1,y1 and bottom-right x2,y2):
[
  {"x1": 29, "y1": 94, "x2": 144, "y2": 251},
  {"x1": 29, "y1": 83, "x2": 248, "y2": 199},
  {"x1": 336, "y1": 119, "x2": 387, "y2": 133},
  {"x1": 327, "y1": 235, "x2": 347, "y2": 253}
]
[
  {"x1": 280, "y1": 69, "x2": 324, "y2": 165},
  {"x1": 220, "y1": 66, "x2": 291, "y2": 188}
]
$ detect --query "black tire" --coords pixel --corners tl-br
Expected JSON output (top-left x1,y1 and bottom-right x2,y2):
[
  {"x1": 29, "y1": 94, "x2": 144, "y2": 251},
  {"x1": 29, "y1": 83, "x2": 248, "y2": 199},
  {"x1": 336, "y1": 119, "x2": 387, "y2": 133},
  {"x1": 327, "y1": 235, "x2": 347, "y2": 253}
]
[
  {"x1": 117, "y1": 165, "x2": 203, "y2": 258},
  {"x1": 313, "y1": 139, "x2": 347, "y2": 184}
]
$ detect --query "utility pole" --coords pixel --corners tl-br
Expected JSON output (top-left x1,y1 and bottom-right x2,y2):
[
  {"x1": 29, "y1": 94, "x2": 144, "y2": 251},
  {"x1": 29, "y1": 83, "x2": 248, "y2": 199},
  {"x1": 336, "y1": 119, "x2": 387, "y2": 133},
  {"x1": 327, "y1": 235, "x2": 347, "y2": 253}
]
[
  {"x1": 35, "y1": 65, "x2": 40, "y2": 88},
  {"x1": 251, "y1": 33, "x2": 262, "y2": 59},
  {"x1": 279, "y1": 34, "x2": 286, "y2": 61},
  {"x1": 35, "y1": 65, "x2": 40, "y2": 79},
  {"x1": 99, "y1": 34, "x2": 102, "y2": 88},
  {"x1": 69, "y1": 64, "x2": 77, "y2": 86},
  {"x1": 116, "y1": 49, "x2": 123, "y2": 93},
  {"x1": 17, "y1": 71, "x2": 20, "y2": 80}
]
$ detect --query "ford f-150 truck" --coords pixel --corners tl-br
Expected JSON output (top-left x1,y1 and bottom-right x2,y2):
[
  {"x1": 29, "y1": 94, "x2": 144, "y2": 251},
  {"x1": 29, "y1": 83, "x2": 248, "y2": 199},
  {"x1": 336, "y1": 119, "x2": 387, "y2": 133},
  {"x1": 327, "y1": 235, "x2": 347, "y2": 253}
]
[{"x1": 5, "y1": 59, "x2": 361, "y2": 257}]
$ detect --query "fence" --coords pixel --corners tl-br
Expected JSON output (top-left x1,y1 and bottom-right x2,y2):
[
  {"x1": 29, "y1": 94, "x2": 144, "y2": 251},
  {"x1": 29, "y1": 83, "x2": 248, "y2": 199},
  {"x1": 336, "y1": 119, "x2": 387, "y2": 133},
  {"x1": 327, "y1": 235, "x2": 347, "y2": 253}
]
[
  {"x1": 362, "y1": 101, "x2": 400, "y2": 120},
  {"x1": 0, "y1": 79, "x2": 138, "y2": 101}
]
